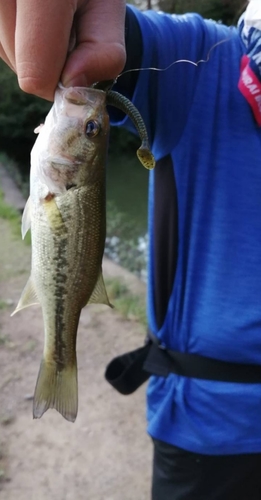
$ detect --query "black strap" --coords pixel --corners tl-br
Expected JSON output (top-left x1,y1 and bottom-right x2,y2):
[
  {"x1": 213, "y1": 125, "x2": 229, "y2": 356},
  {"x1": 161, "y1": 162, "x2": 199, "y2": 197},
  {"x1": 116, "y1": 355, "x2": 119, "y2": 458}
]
[
  {"x1": 105, "y1": 337, "x2": 261, "y2": 396},
  {"x1": 143, "y1": 343, "x2": 261, "y2": 383}
]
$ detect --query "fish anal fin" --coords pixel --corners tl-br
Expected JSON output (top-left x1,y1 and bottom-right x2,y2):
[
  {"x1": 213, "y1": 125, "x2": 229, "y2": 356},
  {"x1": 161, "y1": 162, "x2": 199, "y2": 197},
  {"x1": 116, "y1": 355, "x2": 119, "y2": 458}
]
[
  {"x1": 33, "y1": 358, "x2": 78, "y2": 423},
  {"x1": 11, "y1": 277, "x2": 39, "y2": 316},
  {"x1": 21, "y1": 197, "x2": 31, "y2": 239},
  {"x1": 87, "y1": 269, "x2": 113, "y2": 308}
]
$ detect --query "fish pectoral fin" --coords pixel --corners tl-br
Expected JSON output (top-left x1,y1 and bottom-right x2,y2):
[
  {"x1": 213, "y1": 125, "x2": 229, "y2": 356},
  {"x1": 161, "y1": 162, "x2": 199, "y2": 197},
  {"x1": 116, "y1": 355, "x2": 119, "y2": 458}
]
[
  {"x1": 11, "y1": 277, "x2": 39, "y2": 316},
  {"x1": 43, "y1": 197, "x2": 64, "y2": 232},
  {"x1": 87, "y1": 269, "x2": 113, "y2": 308},
  {"x1": 21, "y1": 197, "x2": 31, "y2": 239},
  {"x1": 33, "y1": 358, "x2": 78, "y2": 423}
]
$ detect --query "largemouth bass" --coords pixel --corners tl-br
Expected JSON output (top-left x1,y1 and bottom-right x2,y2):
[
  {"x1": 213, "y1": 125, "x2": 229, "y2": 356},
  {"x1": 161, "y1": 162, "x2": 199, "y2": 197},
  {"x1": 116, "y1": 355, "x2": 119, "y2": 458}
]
[{"x1": 12, "y1": 84, "x2": 155, "y2": 422}]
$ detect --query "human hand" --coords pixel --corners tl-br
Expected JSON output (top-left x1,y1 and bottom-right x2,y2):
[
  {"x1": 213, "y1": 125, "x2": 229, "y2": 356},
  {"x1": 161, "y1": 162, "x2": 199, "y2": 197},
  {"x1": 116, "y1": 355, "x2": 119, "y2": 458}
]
[{"x1": 0, "y1": 0, "x2": 126, "y2": 101}]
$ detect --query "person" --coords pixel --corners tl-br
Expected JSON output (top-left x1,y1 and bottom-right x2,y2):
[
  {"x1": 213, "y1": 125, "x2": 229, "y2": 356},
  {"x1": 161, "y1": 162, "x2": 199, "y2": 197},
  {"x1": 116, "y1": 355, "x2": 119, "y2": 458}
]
[{"x1": 2, "y1": 1, "x2": 261, "y2": 498}]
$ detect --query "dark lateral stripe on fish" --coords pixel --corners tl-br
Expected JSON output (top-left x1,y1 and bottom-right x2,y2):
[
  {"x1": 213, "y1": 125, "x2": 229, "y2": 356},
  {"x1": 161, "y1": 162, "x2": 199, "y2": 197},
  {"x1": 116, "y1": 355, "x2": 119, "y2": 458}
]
[{"x1": 53, "y1": 231, "x2": 68, "y2": 369}]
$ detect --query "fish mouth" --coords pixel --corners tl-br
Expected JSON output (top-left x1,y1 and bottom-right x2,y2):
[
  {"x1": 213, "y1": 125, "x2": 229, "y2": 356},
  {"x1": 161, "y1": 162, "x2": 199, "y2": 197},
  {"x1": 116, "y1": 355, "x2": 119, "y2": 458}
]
[{"x1": 65, "y1": 183, "x2": 77, "y2": 190}]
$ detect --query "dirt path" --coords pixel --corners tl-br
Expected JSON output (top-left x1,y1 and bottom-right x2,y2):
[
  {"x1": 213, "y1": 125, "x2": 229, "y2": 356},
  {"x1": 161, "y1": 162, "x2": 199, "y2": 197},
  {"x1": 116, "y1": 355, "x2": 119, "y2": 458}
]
[{"x1": 0, "y1": 166, "x2": 152, "y2": 500}]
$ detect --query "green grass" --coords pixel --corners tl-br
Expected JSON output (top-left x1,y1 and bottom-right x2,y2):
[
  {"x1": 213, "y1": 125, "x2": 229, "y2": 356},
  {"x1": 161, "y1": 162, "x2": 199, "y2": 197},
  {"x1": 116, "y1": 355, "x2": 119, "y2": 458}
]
[
  {"x1": 0, "y1": 188, "x2": 30, "y2": 245},
  {"x1": 105, "y1": 277, "x2": 147, "y2": 327},
  {"x1": 0, "y1": 441, "x2": 6, "y2": 483},
  {"x1": 0, "y1": 334, "x2": 9, "y2": 346},
  {"x1": 0, "y1": 300, "x2": 10, "y2": 310}
]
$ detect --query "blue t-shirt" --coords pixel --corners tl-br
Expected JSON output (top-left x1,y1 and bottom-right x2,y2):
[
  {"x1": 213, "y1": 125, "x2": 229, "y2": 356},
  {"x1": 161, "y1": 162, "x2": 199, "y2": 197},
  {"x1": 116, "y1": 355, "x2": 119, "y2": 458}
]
[{"x1": 114, "y1": 6, "x2": 261, "y2": 455}]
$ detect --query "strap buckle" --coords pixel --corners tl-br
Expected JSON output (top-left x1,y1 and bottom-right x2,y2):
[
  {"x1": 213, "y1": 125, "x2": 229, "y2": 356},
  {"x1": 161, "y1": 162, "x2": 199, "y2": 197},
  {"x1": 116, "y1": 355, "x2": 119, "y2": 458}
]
[{"x1": 146, "y1": 329, "x2": 166, "y2": 350}]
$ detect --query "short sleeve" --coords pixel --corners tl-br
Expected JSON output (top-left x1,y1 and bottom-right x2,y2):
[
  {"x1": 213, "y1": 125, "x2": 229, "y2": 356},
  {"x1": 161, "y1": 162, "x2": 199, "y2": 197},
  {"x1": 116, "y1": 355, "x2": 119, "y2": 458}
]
[{"x1": 112, "y1": 6, "x2": 230, "y2": 160}]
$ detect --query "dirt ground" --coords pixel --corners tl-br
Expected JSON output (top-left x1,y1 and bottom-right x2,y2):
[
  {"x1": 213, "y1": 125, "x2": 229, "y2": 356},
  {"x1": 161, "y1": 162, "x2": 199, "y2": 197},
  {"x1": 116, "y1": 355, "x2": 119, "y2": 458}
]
[{"x1": 0, "y1": 165, "x2": 152, "y2": 500}]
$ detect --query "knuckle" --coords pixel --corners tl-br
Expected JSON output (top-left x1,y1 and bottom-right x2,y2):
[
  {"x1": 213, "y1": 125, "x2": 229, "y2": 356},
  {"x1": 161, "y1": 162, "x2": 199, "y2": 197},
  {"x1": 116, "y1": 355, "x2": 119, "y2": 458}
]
[
  {"x1": 17, "y1": 63, "x2": 55, "y2": 99},
  {"x1": 18, "y1": 74, "x2": 53, "y2": 100}
]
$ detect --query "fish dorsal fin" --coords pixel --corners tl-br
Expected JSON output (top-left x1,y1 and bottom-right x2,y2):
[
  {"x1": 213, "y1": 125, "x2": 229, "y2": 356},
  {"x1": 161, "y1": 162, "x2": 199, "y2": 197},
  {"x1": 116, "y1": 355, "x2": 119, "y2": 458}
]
[
  {"x1": 21, "y1": 197, "x2": 31, "y2": 239},
  {"x1": 87, "y1": 269, "x2": 113, "y2": 308},
  {"x1": 11, "y1": 276, "x2": 39, "y2": 316}
]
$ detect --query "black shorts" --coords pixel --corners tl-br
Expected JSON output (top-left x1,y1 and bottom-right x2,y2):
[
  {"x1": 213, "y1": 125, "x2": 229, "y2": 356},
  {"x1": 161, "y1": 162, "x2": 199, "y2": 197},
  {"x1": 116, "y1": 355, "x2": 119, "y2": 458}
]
[{"x1": 152, "y1": 438, "x2": 261, "y2": 500}]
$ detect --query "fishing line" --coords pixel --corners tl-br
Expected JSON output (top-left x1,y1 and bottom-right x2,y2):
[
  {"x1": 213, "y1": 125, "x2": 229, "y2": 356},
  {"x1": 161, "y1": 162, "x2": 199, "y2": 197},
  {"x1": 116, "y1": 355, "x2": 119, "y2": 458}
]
[{"x1": 117, "y1": 32, "x2": 233, "y2": 80}]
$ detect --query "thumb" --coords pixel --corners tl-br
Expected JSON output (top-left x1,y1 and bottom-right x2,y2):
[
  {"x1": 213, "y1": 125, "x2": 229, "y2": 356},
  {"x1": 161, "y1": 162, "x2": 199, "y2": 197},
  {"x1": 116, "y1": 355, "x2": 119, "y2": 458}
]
[
  {"x1": 61, "y1": 0, "x2": 126, "y2": 87},
  {"x1": 62, "y1": 41, "x2": 126, "y2": 88}
]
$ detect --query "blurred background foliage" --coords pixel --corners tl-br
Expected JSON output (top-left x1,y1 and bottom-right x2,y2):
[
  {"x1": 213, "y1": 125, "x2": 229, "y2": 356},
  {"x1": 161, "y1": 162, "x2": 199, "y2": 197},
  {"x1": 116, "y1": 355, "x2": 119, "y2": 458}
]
[
  {"x1": 0, "y1": 60, "x2": 51, "y2": 174},
  {"x1": 130, "y1": 0, "x2": 247, "y2": 24},
  {"x1": 158, "y1": 0, "x2": 247, "y2": 25}
]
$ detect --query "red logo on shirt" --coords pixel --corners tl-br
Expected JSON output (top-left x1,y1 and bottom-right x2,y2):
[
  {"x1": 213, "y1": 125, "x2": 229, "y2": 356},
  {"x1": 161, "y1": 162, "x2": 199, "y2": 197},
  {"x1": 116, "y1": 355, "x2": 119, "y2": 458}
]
[{"x1": 238, "y1": 55, "x2": 261, "y2": 126}]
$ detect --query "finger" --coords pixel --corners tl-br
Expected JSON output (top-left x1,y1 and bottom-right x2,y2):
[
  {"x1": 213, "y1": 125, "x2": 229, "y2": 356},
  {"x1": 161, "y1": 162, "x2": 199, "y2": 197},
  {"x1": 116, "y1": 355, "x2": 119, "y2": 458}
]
[
  {"x1": 0, "y1": 42, "x2": 16, "y2": 72},
  {"x1": 0, "y1": 0, "x2": 16, "y2": 69},
  {"x1": 62, "y1": 0, "x2": 126, "y2": 87},
  {"x1": 15, "y1": 0, "x2": 76, "y2": 100}
]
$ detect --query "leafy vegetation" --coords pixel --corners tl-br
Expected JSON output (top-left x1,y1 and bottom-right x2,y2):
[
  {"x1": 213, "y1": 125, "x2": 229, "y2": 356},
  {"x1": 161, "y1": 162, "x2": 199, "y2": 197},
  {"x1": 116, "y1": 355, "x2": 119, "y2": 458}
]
[
  {"x1": 0, "y1": 60, "x2": 50, "y2": 176},
  {"x1": 132, "y1": 0, "x2": 247, "y2": 25}
]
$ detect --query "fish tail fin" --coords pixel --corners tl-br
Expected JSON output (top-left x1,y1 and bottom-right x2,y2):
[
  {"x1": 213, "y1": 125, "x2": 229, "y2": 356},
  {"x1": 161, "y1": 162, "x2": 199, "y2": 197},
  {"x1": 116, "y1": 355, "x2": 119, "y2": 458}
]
[{"x1": 33, "y1": 358, "x2": 78, "y2": 422}]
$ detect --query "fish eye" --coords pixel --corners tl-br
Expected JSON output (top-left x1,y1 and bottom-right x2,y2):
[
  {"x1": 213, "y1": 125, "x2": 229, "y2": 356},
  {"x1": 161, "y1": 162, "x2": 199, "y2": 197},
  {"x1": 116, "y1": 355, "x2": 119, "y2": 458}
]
[{"x1": 85, "y1": 120, "x2": 100, "y2": 138}]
